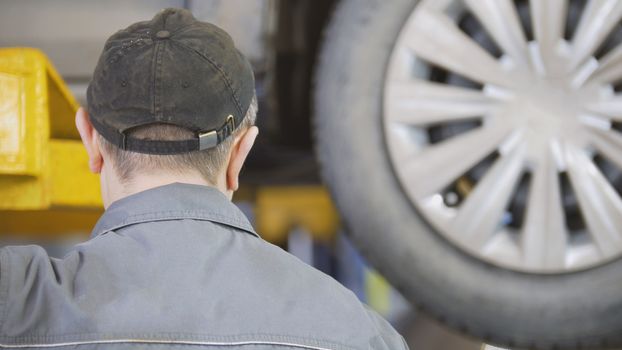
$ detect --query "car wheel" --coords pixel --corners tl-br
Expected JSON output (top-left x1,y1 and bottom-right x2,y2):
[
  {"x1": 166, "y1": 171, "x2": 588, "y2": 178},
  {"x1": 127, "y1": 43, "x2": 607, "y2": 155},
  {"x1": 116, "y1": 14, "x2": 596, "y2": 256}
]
[{"x1": 314, "y1": 0, "x2": 622, "y2": 348}]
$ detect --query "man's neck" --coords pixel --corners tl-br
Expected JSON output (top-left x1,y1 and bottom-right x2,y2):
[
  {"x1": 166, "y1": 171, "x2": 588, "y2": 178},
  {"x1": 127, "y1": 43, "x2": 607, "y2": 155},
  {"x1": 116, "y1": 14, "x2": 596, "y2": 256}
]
[{"x1": 101, "y1": 168, "x2": 228, "y2": 209}]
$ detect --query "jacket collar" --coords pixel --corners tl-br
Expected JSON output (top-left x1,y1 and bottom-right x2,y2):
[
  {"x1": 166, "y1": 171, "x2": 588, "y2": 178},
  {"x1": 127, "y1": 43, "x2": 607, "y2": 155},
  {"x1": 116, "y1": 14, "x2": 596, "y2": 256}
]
[{"x1": 91, "y1": 183, "x2": 258, "y2": 238}]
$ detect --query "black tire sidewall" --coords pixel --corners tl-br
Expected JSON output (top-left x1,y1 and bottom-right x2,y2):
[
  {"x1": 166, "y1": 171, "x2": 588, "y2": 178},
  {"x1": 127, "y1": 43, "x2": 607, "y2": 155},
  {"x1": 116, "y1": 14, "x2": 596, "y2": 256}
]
[{"x1": 314, "y1": 0, "x2": 622, "y2": 348}]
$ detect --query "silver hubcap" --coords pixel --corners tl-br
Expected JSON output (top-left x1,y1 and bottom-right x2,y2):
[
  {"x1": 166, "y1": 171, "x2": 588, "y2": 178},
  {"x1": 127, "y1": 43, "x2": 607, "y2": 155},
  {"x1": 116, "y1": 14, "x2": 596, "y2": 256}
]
[{"x1": 383, "y1": 0, "x2": 622, "y2": 273}]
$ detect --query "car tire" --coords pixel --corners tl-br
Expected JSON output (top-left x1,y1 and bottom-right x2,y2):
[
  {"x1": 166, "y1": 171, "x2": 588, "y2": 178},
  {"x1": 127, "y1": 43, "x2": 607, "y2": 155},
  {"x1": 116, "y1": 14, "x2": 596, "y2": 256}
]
[{"x1": 314, "y1": 0, "x2": 622, "y2": 348}]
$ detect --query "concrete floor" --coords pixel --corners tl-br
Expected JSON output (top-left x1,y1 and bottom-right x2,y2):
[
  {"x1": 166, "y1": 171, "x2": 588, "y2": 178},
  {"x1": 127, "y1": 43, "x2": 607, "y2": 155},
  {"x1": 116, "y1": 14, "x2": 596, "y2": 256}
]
[{"x1": 401, "y1": 314, "x2": 482, "y2": 350}]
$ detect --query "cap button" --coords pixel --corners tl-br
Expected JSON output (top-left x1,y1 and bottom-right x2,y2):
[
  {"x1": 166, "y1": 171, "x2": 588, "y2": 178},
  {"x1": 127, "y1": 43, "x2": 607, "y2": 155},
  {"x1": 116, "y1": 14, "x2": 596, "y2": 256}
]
[{"x1": 156, "y1": 30, "x2": 171, "y2": 39}]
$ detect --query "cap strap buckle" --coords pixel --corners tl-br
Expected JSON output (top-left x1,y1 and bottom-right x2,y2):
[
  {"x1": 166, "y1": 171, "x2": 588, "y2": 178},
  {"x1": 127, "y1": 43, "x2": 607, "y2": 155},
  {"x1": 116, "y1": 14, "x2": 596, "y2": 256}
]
[
  {"x1": 223, "y1": 114, "x2": 235, "y2": 137},
  {"x1": 198, "y1": 130, "x2": 218, "y2": 150},
  {"x1": 198, "y1": 115, "x2": 236, "y2": 150}
]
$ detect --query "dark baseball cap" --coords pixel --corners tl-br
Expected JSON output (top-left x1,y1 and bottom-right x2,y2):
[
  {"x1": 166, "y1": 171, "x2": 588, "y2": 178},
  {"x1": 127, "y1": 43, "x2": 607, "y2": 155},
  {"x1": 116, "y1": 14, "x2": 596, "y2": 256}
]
[{"x1": 87, "y1": 8, "x2": 255, "y2": 154}]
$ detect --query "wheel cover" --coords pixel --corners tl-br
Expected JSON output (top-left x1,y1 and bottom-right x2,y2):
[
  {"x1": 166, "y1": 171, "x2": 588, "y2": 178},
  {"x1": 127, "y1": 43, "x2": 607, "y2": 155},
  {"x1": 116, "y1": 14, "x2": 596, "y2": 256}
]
[{"x1": 383, "y1": 0, "x2": 622, "y2": 273}]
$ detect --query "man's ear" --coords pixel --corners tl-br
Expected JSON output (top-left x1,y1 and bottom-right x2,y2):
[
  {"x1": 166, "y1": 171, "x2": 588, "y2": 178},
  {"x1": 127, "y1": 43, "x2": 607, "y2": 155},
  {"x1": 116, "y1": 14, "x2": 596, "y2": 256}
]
[
  {"x1": 226, "y1": 126, "x2": 259, "y2": 192},
  {"x1": 75, "y1": 107, "x2": 103, "y2": 174}
]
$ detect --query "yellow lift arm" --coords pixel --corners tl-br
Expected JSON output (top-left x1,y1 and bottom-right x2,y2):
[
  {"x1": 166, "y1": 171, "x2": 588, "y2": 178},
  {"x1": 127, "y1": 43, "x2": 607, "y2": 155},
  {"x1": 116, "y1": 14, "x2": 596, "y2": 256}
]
[{"x1": 0, "y1": 48, "x2": 102, "y2": 239}]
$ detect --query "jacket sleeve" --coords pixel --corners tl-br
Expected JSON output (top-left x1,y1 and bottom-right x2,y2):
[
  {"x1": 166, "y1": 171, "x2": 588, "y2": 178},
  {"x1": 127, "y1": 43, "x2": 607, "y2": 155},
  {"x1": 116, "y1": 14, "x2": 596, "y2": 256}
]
[
  {"x1": 0, "y1": 245, "x2": 88, "y2": 337},
  {"x1": 365, "y1": 306, "x2": 410, "y2": 350}
]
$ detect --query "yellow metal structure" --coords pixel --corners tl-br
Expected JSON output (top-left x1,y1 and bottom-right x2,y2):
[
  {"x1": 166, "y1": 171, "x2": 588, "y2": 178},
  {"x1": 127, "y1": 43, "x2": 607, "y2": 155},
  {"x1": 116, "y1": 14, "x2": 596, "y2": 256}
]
[
  {"x1": 255, "y1": 186, "x2": 339, "y2": 243},
  {"x1": 0, "y1": 48, "x2": 102, "y2": 237}
]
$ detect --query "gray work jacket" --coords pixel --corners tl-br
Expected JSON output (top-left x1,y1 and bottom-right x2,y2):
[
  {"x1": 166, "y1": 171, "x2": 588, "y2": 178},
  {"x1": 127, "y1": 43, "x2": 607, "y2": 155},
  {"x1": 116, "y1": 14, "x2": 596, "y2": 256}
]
[{"x1": 0, "y1": 183, "x2": 408, "y2": 349}]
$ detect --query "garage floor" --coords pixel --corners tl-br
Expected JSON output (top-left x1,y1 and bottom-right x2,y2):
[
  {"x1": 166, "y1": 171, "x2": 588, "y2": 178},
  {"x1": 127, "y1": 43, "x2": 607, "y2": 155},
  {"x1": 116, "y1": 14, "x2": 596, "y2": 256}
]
[{"x1": 401, "y1": 315, "x2": 482, "y2": 350}]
